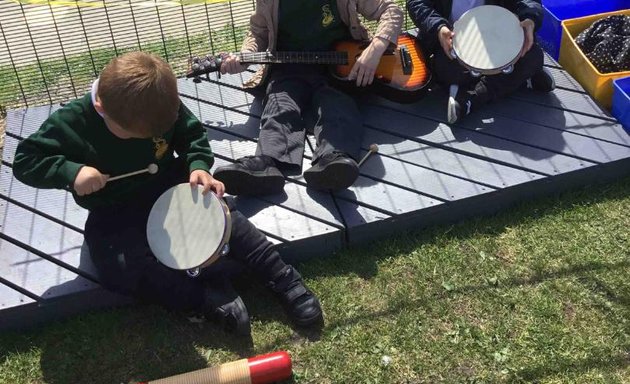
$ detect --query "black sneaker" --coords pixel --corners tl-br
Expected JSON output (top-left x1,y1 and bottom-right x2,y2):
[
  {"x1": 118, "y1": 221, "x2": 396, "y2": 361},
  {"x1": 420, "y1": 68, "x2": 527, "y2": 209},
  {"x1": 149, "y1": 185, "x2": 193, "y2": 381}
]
[
  {"x1": 214, "y1": 155, "x2": 284, "y2": 196},
  {"x1": 527, "y1": 67, "x2": 555, "y2": 93},
  {"x1": 303, "y1": 152, "x2": 359, "y2": 191},
  {"x1": 447, "y1": 84, "x2": 474, "y2": 124},
  {"x1": 203, "y1": 279, "x2": 251, "y2": 336},
  {"x1": 267, "y1": 265, "x2": 323, "y2": 327}
]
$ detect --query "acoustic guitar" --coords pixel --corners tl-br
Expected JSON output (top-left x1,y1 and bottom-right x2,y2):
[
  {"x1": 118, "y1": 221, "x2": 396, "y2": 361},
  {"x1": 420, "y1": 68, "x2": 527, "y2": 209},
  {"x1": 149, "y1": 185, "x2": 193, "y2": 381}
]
[{"x1": 186, "y1": 33, "x2": 431, "y2": 103}]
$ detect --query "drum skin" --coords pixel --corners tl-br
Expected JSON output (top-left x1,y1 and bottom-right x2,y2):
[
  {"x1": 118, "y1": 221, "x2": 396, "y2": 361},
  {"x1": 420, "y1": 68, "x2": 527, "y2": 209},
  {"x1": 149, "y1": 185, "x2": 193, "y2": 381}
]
[
  {"x1": 452, "y1": 5, "x2": 524, "y2": 75},
  {"x1": 147, "y1": 183, "x2": 231, "y2": 271}
]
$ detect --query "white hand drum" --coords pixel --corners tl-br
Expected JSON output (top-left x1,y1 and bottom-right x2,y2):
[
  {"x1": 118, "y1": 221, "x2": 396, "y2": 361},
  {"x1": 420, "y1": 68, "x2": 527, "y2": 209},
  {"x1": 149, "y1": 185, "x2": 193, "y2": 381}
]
[
  {"x1": 147, "y1": 183, "x2": 231, "y2": 277},
  {"x1": 451, "y1": 5, "x2": 524, "y2": 76}
]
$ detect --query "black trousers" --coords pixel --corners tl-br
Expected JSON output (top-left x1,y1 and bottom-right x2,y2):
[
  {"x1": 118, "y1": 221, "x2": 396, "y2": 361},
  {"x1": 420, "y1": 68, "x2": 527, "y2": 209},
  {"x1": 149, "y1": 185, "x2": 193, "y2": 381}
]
[
  {"x1": 256, "y1": 65, "x2": 364, "y2": 172},
  {"x1": 432, "y1": 43, "x2": 544, "y2": 100},
  {"x1": 84, "y1": 160, "x2": 286, "y2": 312}
]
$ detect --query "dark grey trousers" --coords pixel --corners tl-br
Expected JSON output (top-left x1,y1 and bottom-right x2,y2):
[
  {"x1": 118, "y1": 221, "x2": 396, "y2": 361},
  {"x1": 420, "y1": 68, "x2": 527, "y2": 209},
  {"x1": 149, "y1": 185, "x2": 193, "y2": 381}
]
[
  {"x1": 256, "y1": 65, "x2": 364, "y2": 172},
  {"x1": 85, "y1": 160, "x2": 287, "y2": 312},
  {"x1": 432, "y1": 43, "x2": 544, "y2": 100}
]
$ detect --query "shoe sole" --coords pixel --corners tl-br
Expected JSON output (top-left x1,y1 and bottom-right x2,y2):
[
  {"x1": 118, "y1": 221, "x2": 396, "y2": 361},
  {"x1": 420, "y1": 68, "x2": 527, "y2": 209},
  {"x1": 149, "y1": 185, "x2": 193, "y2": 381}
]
[
  {"x1": 293, "y1": 309, "x2": 324, "y2": 327},
  {"x1": 303, "y1": 161, "x2": 359, "y2": 191},
  {"x1": 215, "y1": 167, "x2": 285, "y2": 196}
]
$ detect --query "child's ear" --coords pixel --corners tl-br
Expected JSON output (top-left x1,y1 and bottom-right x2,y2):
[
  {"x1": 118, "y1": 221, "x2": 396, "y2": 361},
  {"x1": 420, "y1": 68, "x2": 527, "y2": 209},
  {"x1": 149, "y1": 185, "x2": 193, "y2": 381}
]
[{"x1": 93, "y1": 97, "x2": 106, "y2": 115}]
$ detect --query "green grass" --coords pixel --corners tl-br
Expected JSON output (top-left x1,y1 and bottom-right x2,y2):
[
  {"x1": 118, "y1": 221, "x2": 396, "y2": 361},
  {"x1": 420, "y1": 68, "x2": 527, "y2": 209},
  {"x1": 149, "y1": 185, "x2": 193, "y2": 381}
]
[{"x1": 0, "y1": 177, "x2": 628, "y2": 384}]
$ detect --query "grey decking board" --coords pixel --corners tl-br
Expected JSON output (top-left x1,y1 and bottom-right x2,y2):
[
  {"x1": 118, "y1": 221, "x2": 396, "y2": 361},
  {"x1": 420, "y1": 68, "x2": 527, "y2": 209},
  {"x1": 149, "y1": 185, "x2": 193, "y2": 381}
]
[
  {"x1": 543, "y1": 52, "x2": 562, "y2": 68},
  {"x1": 358, "y1": 148, "x2": 494, "y2": 201},
  {"x1": 6, "y1": 105, "x2": 62, "y2": 138},
  {"x1": 489, "y1": 100, "x2": 630, "y2": 147},
  {"x1": 0, "y1": 266, "x2": 39, "y2": 309},
  {"x1": 0, "y1": 164, "x2": 87, "y2": 232},
  {"x1": 0, "y1": 199, "x2": 95, "y2": 280},
  {"x1": 363, "y1": 128, "x2": 544, "y2": 188},
  {"x1": 453, "y1": 109, "x2": 629, "y2": 164},
  {"x1": 510, "y1": 87, "x2": 615, "y2": 120},
  {"x1": 368, "y1": 93, "x2": 630, "y2": 164},
  {"x1": 0, "y1": 238, "x2": 99, "y2": 301},
  {"x1": 361, "y1": 104, "x2": 591, "y2": 175},
  {"x1": 201, "y1": 73, "x2": 612, "y2": 174},
  {"x1": 545, "y1": 66, "x2": 587, "y2": 93}
]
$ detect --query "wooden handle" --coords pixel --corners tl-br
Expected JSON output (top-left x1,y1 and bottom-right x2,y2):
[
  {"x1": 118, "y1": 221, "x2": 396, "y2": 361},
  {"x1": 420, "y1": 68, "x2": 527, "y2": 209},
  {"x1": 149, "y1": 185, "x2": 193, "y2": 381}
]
[
  {"x1": 108, "y1": 169, "x2": 149, "y2": 182},
  {"x1": 108, "y1": 164, "x2": 158, "y2": 182}
]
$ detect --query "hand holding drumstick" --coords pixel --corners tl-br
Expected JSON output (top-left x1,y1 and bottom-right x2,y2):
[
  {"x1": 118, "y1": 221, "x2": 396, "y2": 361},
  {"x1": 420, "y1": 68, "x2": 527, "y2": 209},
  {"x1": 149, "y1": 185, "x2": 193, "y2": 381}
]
[
  {"x1": 73, "y1": 166, "x2": 110, "y2": 196},
  {"x1": 73, "y1": 163, "x2": 158, "y2": 196}
]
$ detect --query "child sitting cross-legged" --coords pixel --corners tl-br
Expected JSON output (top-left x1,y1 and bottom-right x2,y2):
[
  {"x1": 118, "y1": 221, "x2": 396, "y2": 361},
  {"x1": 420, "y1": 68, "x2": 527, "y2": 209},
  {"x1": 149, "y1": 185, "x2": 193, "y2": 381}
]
[{"x1": 13, "y1": 51, "x2": 323, "y2": 336}]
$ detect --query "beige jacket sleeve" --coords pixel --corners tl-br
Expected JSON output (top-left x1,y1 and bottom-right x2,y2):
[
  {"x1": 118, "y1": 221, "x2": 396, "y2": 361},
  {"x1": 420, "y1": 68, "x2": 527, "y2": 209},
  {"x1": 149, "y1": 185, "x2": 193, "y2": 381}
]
[
  {"x1": 241, "y1": 1, "x2": 269, "y2": 53},
  {"x1": 357, "y1": 0, "x2": 404, "y2": 45}
]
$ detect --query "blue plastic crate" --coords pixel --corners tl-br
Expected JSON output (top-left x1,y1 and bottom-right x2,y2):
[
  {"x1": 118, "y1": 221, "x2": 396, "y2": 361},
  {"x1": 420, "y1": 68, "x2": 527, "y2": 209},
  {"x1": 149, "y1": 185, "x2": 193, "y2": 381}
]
[
  {"x1": 537, "y1": 0, "x2": 630, "y2": 60},
  {"x1": 612, "y1": 77, "x2": 630, "y2": 134}
]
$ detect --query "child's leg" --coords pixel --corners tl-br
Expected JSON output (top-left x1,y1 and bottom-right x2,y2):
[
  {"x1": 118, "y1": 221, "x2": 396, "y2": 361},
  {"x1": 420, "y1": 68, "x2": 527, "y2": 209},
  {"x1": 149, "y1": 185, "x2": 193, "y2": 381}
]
[
  {"x1": 85, "y1": 207, "x2": 205, "y2": 312},
  {"x1": 256, "y1": 67, "x2": 315, "y2": 172},
  {"x1": 224, "y1": 198, "x2": 323, "y2": 326}
]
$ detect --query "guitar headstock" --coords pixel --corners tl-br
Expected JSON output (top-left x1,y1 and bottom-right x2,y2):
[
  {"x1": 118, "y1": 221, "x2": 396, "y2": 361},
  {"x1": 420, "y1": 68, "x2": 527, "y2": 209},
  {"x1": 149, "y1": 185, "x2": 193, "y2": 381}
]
[{"x1": 186, "y1": 55, "x2": 222, "y2": 78}]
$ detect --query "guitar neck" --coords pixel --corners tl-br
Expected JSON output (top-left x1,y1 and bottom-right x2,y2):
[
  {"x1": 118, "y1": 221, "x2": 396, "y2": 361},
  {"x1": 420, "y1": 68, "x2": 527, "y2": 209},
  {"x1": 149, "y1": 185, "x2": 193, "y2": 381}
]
[{"x1": 238, "y1": 51, "x2": 348, "y2": 65}]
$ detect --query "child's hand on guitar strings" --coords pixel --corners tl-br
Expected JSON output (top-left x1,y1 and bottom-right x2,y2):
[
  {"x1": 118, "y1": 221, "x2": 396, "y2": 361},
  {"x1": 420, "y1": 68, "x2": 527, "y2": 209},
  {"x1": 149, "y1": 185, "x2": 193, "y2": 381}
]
[
  {"x1": 220, "y1": 53, "x2": 248, "y2": 75},
  {"x1": 348, "y1": 37, "x2": 389, "y2": 87}
]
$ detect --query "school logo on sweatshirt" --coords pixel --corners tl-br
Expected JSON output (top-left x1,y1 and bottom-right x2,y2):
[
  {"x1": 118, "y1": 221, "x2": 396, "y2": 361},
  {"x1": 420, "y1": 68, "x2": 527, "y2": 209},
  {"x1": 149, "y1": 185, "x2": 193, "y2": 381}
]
[
  {"x1": 153, "y1": 136, "x2": 168, "y2": 160},
  {"x1": 322, "y1": 4, "x2": 334, "y2": 27}
]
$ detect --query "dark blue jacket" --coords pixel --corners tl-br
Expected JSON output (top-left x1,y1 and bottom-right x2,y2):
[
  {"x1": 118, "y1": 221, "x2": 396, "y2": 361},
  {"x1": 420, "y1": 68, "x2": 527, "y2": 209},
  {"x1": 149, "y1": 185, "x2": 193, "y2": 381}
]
[{"x1": 406, "y1": 0, "x2": 543, "y2": 54}]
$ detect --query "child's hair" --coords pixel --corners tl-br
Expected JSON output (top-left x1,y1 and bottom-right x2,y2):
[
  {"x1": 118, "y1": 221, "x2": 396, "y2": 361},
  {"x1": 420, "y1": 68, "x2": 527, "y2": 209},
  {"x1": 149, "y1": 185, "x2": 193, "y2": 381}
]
[{"x1": 98, "y1": 52, "x2": 180, "y2": 137}]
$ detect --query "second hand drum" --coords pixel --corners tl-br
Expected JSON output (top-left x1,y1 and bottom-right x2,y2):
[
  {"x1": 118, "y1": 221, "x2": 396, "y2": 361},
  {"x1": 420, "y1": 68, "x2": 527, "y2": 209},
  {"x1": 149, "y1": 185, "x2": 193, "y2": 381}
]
[
  {"x1": 451, "y1": 5, "x2": 524, "y2": 76},
  {"x1": 146, "y1": 183, "x2": 231, "y2": 277}
]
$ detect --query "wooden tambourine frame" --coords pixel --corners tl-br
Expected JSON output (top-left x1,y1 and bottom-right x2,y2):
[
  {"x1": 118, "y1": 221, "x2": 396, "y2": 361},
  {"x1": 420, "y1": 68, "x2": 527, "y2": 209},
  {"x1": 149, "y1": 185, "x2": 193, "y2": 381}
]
[
  {"x1": 451, "y1": 5, "x2": 524, "y2": 76},
  {"x1": 146, "y1": 183, "x2": 231, "y2": 277}
]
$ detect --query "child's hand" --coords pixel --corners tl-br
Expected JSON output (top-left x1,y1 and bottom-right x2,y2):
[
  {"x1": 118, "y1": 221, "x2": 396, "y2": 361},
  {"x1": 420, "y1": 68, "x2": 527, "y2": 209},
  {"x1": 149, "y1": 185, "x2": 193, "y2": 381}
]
[
  {"x1": 220, "y1": 53, "x2": 247, "y2": 74},
  {"x1": 190, "y1": 170, "x2": 225, "y2": 197},
  {"x1": 73, "y1": 166, "x2": 109, "y2": 196}
]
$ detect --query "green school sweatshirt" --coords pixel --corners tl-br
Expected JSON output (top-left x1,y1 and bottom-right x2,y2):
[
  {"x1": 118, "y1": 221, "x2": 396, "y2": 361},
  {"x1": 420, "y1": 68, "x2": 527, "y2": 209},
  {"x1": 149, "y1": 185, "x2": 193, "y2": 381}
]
[{"x1": 13, "y1": 93, "x2": 214, "y2": 210}]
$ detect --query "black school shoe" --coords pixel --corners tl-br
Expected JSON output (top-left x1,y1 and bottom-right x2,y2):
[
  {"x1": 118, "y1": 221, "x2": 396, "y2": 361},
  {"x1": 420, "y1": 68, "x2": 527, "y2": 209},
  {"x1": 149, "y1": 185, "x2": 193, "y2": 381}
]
[
  {"x1": 446, "y1": 82, "x2": 490, "y2": 124},
  {"x1": 526, "y1": 67, "x2": 556, "y2": 93},
  {"x1": 303, "y1": 152, "x2": 359, "y2": 191},
  {"x1": 213, "y1": 155, "x2": 285, "y2": 196},
  {"x1": 267, "y1": 265, "x2": 323, "y2": 327},
  {"x1": 203, "y1": 279, "x2": 251, "y2": 336}
]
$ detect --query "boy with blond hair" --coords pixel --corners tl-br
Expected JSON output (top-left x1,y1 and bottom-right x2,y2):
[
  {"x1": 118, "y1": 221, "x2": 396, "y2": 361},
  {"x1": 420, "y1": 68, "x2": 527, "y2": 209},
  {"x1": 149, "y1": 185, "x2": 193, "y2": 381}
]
[{"x1": 14, "y1": 52, "x2": 322, "y2": 336}]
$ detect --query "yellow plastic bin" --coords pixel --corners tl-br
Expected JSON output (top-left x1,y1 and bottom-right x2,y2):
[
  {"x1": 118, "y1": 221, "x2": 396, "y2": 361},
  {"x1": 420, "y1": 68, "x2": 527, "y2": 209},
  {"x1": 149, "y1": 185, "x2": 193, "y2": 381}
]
[{"x1": 559, "y1": 9, "x2": 630, "y2": 109}]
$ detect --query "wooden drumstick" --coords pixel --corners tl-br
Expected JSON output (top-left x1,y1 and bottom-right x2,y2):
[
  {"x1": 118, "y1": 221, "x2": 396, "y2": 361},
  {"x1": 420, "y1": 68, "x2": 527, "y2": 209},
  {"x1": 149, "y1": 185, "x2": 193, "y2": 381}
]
[
  {"x1": 358, "y1": 144, "x2": 379, "y2": 167},
  {"x1": 108, "y1": 163, "x2": 159, "y2": 182}
]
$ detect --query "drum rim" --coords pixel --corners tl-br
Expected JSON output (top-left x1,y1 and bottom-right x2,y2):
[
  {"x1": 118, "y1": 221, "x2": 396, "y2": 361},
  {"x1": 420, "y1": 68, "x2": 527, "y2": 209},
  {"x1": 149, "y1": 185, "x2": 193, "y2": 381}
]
[
  {"x1": 452, "y1": 5, "x2": 524, "y2": 73},
  {"x1": 146, "y1": 183, "x2": 232, "y2": 271},
  {"x1": 198, "y1": 198, "x2": 231, "y2": 269}
]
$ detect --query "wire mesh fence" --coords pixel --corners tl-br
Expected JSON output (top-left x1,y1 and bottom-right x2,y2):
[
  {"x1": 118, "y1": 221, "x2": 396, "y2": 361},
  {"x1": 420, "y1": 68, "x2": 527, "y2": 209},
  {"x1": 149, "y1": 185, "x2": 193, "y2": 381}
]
[{"x1": 0, "y1": 0, "x2": 410, "y2": 109}]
